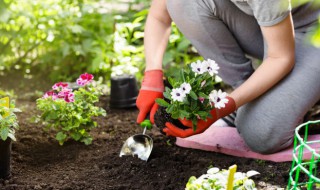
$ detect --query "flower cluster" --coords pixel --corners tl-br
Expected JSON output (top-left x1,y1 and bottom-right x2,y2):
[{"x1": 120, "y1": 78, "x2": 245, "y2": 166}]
[
  {"x1": 43, "y1": 73, "x2": 94, "y2": 103},
  {"x1": 76, "y1": 73, "x2": 94, "y2": 86},
  {"x1": 156, "y1": 59, "x2": 228, "y2": 129},
  {"x1": 170, "y1": 82, "x2": 192, "y2": 102},
  {"x1": 191, "y1": 59, "x2": 219, "y2": 76},
  {"x1": 36, "y1": 73, "x2": 106, "y2": 145},
  {"x1": 186, "y1": 166, "x2": 259, "y2": 190},
  {"x1": 167, "y1": 59, "x2": 228, "y2": 108}
]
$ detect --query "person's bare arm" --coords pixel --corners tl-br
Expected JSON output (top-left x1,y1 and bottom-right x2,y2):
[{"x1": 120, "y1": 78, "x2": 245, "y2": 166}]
[
  {"x1": 230, "y1": 14, "x2": 295, "y2": 108},
  {"x1": 144, "y1": 0, "x2": 172, "y2": 71}
]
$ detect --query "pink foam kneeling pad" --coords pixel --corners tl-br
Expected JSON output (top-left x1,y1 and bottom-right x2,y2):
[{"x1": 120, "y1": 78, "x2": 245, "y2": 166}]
[{"x1": 176, "y1": 123, "x2": 320, "y2": 162}]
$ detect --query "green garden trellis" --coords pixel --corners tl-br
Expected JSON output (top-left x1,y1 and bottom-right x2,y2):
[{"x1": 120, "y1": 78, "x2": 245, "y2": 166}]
[{"x1": 288, "y1": 120, "x2": 320, "y2": 190}]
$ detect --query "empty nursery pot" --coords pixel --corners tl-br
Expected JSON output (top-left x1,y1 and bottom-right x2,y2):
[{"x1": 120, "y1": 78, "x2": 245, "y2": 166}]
[
  {"x1": 110, "y1": 75, "x2": 139, "y2": 108},
  {"x1": 0, "y1": 138, "x2": 12, "y2": 179}
]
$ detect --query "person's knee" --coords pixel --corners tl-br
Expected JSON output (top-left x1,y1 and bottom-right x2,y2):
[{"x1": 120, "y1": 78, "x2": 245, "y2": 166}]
[
  {"x1": 236, "y1": 111, "x2": 294, "y2": 154},
  {"x1": 243, "y1": 133, "x2": 293, "y2": 154}
]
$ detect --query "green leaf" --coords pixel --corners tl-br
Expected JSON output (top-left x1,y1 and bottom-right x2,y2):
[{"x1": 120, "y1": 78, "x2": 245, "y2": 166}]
[
  {"x1": 189, "y1": 91, "x2": 198, "y2": 100},
  {"x1": 166, "y1": 105, "x2": 174, "y2": 114},
  {"x1": 192, "y1": 119, "x2": 197, "y2": 131},
  {"x1": 46, "y1": 112, "x2": 58, "y2": 120},
  {"x1": 0, "y1": 127, "x2": 8, "y2": 140},
  {"x1": 177, "y1": 39, "x2": 191, "y2": 51},
  {"x1": 163, "y1": 52, "x2": 174, "y2": 66},
  {"x1": 178, "y1": 110, "x2": 189, "y2": 118},
  {"x1": 56, "y1": 132, "x2": 67, "y2": 145},
  {"x1": 198, "y1": 92, "x2": 209, "y2": 99},
  {"x1": 168, "y1": 77, "x2": 175, "y2": 87},
  {"x1": 190, "y1": 101, "x2": 198, "y2": 111},
  {"x1": 51, "y1": 104, "x2": 57, "y2": 110},
  {"x1": 197, "y1": 111, "x2": 209, "y2": 119},
  {"x1": 71, "y1": 132, "x2": 82, "y2": 141},
  {"x1": 171, "y1": 112, "x2": 179, "y2": 119},
  {"x1": 82, "y1": 137, "x2": 92, "y2": 145},
  {"x1": 155, "y1": 98, "x2": 170, "y2": 107},
  {"x1": 163, "y1": 91, "x2": 171, "y2": 100}
]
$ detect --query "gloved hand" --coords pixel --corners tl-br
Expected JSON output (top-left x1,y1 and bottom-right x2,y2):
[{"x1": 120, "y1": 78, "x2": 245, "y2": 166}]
[
  {"x1": 136, "y1": 70, "x2": 164, "y2": 124},
  {"x1": 163, "y1": 97, "x2": 236, "y2": 138}
]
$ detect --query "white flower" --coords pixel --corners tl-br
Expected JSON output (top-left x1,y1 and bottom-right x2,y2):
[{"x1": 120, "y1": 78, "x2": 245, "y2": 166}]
[
  {"x1": 180, "y1": 82, "x2": 191, "y2": 94},
  {"x1": 186, "y1": 166, "x2": 258, "y2": 190},
  {"x1": 207, "y1": 167, "x2": 220, "y2": 174},
  {"x1": 191, "y1": 60, "x2": 206, "y2": 74},
  {"x1": 171, "y1": 88, "x2": 186, "y2": 102},
  {"x1": 209, "y1": 89, "x2": 229, "y2": 109},
  {"x1": 246, "y1": 170, "x2": 260, "y2": 178},
  {"x1": 203, "y1": 59, "x2": 219, "y2": 76},
  {"x1": 243, "y1": 179, "x2": 257, "y2": 190},
  {"x1": 234, "y1": 172, "x2": 246, "y2": 180}
]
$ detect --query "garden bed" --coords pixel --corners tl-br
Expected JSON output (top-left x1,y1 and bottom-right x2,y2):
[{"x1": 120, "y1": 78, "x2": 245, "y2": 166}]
[{"x1": 0, "y1": 95, "x2": 294, "y2": 190}]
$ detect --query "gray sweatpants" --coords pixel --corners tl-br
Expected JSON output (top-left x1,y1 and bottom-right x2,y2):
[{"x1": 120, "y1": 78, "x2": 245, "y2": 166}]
[{"x1": 166, "y1": 0, "x2": 320, "y2": 154}]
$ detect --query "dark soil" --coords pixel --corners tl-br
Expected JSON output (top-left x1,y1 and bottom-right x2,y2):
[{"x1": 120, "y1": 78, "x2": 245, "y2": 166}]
[
  {"x1": 154, "y1": 106, "x2": 189, "y2": 134},
  {"x1": 0, "y1": 77, "x2": 319, "y2": 190},
  {"x1": 0, "y1": 97, "x2": 291, "y2": 190}
]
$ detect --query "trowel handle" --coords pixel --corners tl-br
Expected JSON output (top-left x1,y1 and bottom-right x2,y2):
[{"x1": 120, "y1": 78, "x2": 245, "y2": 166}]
[{"x1": 140, "y1": 114, "x2": 152, "y2": 130}]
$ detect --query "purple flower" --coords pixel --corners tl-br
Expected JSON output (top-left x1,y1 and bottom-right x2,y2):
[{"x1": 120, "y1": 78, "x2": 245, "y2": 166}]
[{"x1": 76, "y1": 73, "x2": 94, "y2": 86}]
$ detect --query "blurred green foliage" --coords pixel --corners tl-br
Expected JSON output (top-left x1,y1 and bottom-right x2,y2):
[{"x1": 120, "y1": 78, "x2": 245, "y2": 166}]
[
  {"x1": 0, "y1": 88, "x2": 16, "y2": 100},
  {"x1": 0, "y1": 0, "x2": 201, "y2": 85},
  {"x1": 291, "y1": 0, "x2": 320, "y2": 47},
  {"x1": 3, "y1": 0, "x2": 318, "y2": 87},
  {"x1": 0, "y1": 0, "x2": 115, "y2": 82}
]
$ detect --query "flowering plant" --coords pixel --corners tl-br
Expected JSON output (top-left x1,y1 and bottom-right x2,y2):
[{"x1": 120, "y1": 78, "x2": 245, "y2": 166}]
[
  {"x1": 155, "y1": 59, "x2": 229, "y2": 129},
  {"x1": 186, "y1": 166, "x2": 259, "y2": 190},
  {"x1": 36, "y1": 73, "x2": 106, "y2": 145},
  {"x1": 0, "y1": 98, "x2": 21, "y2": 141}
]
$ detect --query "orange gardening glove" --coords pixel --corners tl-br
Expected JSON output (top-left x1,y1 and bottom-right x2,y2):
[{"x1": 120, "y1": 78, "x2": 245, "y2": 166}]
[
  {"x1": 163, "y1": 97, "x2": 236, "y2": 138},
  {"x1": 136, "y1": 70, "x2": 164, "y2": 124}
]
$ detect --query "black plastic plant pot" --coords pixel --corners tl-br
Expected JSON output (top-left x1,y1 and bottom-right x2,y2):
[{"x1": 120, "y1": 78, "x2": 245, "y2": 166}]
[
  {"x1": 110, "y1": 75, "x2": 139, "y2": 108},
  {"x1": 0, "y1": 138, "x2": 12, "y2": 179},
  {"x1": 154, "y1": 106, "x2": 189, "y2": 135}
]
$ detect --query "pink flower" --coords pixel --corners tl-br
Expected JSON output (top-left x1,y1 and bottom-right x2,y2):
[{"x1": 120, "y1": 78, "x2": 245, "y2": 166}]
[
  {"x1": 43, "y1": 91, "x2": 58, "y2": 100},
  {"x1": 57, "y1": 88, "x2": 72, "y2": 99},
  {"x1": 52, "y1": 82, "x2": 69, "y2": 90},
  {"x1": 76, "y1": 73, "x2": 94, "y2": 86},
  {"x1": 198, "y1": 97, "x2": 205, "y2": 103},
  {"x1": 64, "y1": 92, "x2": 75, "y2": 103}
]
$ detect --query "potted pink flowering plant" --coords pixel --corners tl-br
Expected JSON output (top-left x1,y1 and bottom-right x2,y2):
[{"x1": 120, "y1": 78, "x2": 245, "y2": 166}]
[
  {"x1": 155, "y1": 59, "x2": 229, "y2": 130},
  {"x1": 36, "y1": 73, "x2": 106, "y2": 145}
]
